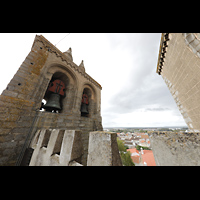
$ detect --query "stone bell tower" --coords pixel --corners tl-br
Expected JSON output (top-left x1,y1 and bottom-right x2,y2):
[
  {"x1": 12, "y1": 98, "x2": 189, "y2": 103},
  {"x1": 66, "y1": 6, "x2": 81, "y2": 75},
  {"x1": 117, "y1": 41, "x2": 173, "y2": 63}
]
[{"x1": 0, "y1": 35, "x2": 106, "y2": 166}]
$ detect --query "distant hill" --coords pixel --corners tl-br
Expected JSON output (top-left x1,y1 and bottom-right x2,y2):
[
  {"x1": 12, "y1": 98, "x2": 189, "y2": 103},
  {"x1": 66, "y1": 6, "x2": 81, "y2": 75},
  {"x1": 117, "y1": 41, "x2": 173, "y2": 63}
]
[{"x1": 104, "y1": 126, "x2": 188, "y2": 129}]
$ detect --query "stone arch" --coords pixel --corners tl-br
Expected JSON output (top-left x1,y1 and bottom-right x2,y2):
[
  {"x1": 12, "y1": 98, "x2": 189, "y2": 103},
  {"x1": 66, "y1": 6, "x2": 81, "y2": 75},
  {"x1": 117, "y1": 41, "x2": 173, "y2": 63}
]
[
  {"x1": 42, "y1": 63, "x2": 79, "y2": 113},
  {"x1": 80, "y1": 83, "x2": 97, "y2": 117},
  {"x1": 47, "y1": 63, "x2": 78, "y2": 87},
  {"x1": 183, "y1": 33, "x2": 200, "y2": 58}
]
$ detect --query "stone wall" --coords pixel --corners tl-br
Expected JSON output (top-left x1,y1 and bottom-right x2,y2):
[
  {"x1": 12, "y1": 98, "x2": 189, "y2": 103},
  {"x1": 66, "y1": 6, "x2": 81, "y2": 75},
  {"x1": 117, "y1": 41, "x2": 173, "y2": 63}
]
[
  {"x1": 157, "y1": 33, "x2": 200, "y2": 132},
  {"x1": 153, "y1": 33, "x2": 200, "y2": 165},
  {"x1": 0, "y1": 35, "x2": 103, "y2": 166},
  {"x1": 27, "y1": 129, "x2": 122, "y2": 166},
  {"x1": 149, "y1": 132, "x2": 200, "y2": 166}
]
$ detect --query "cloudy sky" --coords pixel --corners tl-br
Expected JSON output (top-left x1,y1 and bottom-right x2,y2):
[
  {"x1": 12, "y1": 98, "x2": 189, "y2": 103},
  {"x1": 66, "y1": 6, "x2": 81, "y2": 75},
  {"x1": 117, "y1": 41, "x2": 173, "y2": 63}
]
[{"x1": 0, "y1": 33, "x2": 187, "y2": 127}]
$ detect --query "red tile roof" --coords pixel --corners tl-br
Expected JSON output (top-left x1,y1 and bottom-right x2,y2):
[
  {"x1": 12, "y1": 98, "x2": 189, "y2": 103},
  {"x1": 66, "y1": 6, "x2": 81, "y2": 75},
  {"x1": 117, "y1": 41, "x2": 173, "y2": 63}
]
[
  {"x1": 141, "y1": 135, "x2": 149, "y2": 139},
  {"x1": 131, "y1": 156, "x2": 140, "y2": 164},
  {"x1": 127, "y1": 148, "x2": 156, "y2": 166},
  {"x1": 128, "y1": 148, "x2": 140, "y2": 164},
  {"x1": 127, "y1": 148, "x2": 139, "y2": 154},
  {"x1": 141, "y1": 150, "x2": 156, "y2": 166}
]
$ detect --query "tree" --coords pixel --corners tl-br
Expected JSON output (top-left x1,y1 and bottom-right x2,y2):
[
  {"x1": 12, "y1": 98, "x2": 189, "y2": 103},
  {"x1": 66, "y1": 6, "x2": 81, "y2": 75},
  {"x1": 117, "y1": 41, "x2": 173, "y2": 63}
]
[
  {"x1": 136, "y1": 145, "x2": 151, "y2": 151},
  {"x1": 117, "y1": 138, "x2": 127, "y2": 152},
  {"x1": 117, "y1": 138, "x2": 135, "y2": 166}
]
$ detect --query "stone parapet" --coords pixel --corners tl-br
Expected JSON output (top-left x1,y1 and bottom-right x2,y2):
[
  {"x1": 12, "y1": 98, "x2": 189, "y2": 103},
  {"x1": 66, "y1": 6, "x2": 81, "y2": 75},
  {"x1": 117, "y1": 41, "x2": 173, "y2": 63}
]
[
  {"x1": 87, "y1": 131, "x2": 122, "y2": 166},
  {"x1": 149, "y1": 132, "x2": 200, "y2": 166},
  {"x1": 29, "y1": 129, "x2": 83, "y2": 166}
]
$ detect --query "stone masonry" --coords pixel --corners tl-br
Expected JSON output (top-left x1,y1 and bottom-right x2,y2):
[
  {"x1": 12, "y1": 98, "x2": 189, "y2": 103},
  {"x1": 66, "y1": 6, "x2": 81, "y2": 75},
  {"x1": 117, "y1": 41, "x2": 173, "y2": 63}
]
[
  {"x1": 0, "y1": 35, "x2": 103, "y2": 166},
  {"x1": 154, "y1": 33, "x2": 200, "y2": 165},
  {"x1": 157, "y1": 33, "x2": 200, "y2": 132},
  {"x1": 87, "y1": 131, "x2": 122, "y2": 166},
  {"x1": 149, "y1": 132, "x2": 200, "y2": 166},
  {"x1": 27, "y1": 129, "x2": 122, "y2": 166}
]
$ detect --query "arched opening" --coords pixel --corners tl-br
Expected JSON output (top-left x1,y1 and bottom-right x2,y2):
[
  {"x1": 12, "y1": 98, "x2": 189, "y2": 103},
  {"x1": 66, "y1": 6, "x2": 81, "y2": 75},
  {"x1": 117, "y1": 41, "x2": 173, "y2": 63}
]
[
  {"x1": 44, "y1": 64, "x2": 78, "y2": 114},
  {"x1": 40, "y1": 72, "x2": 69, "y2": 113},
  {"x1": 80, "y1": 88, "x2": 92, "y2": 117},
  {"x1": 80, "y1": 84, "x2": 97, "y2": 118}
]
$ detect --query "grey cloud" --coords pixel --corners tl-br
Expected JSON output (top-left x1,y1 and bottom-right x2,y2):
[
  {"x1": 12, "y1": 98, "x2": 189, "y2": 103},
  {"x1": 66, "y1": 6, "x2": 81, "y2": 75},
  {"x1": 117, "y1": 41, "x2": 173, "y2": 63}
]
[
  {"x1": 107, "y1": 76, "x2": 178, "y2": 115},
  {"x1": 144, "y1": 107, "x2": 170, "y2": 112},
  {"x1": 104, "y1": 33, "x2": 180, "y2": 115},
  {"x1": 101, "y1": 33, "x2": 186, "y2": 127}
]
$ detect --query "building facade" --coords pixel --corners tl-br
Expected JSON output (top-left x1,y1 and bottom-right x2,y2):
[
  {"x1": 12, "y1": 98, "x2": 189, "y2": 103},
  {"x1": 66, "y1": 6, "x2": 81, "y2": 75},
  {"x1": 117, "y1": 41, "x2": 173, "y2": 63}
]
[{"x1": 157, "y1": 33, "x2": 200, "y2": 132}]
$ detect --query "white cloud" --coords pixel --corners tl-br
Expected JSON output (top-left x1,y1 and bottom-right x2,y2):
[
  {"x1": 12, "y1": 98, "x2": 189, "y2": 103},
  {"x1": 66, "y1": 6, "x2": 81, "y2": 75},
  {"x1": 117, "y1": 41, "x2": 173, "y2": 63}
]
[{"x1": 103, "y1": 109, "x2": 186, "y2": 127}]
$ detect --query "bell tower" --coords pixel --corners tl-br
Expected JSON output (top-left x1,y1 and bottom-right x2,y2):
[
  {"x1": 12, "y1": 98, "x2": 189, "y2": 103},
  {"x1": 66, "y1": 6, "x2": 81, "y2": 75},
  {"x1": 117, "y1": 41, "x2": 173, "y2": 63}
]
[{"x1": 0, "y1": 35, "x2": 103, "y2": 166}]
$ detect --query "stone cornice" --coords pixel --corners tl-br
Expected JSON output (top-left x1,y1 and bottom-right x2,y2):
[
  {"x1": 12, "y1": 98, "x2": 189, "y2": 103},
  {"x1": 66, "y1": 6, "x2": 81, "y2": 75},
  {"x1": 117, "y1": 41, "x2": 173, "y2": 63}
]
[
  {"x1": 156, "y1": 33, "x2": 170, "y2": 75},
  {"x1": 33, "y1": 35, "x2": 102, "y2": 90}
]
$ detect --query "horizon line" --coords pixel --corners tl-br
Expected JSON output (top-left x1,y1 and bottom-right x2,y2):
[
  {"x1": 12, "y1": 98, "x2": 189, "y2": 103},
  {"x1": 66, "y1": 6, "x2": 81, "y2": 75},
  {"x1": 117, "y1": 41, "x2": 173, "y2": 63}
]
[{"x1": 104, "y1": 126, "x2": 188, "y2": 128}]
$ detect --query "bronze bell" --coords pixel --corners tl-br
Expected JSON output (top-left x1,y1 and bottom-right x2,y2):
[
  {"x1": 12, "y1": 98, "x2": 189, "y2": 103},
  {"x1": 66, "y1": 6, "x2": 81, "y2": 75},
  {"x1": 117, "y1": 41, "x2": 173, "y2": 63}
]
[
  {"x1": 43, "y1": 93, "x2": 61, "y2": 112},
  {"x1": 81, "y1": 103, "x2": 89, "y2": 114}
]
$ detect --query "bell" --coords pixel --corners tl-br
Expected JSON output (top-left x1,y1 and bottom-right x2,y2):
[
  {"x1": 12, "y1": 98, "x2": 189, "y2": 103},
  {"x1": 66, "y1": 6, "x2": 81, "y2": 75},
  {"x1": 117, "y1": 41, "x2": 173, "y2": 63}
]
[
  {"x1": 43, "y1": 93, "x2": 61, "y2": 111},
  {"x1": 81, "y1": 103, "x2": 89, "y2": 114}
]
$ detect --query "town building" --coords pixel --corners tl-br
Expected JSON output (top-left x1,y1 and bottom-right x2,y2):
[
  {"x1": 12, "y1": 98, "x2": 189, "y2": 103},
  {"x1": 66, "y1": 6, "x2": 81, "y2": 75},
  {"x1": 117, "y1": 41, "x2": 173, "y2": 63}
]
[
  {"x1": 127, "y1": 148, "x2": 156, "y2": 166},
  {"x1": 117, "y1": 132, "x2": 152, "y2": 149},
  {"x1": 117, "y1": 131, "x2": 156, "y2": 166}
]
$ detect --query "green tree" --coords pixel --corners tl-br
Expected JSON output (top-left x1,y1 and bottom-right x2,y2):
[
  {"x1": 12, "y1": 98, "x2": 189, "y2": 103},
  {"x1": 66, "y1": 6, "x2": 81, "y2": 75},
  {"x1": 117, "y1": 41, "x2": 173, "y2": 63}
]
[
  {"x1": 117, "y1": 138, "x2": 135, "y2": 166},
  {"x1": 117, "y1": 138, "x2": 127, "y2": 152},
  {"x1": 136, "y1": 145, "x2": 151, "y2": 151}
]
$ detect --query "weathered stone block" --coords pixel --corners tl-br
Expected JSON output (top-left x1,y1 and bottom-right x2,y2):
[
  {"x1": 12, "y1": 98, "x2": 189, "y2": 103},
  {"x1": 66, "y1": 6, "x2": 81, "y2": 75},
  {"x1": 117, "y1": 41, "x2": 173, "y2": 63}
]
[
  {"x1": 1, "y1": 121, "x2": 17, "y2": 128},
  {"x1": 2, "y1": 90, "x2": 18, "y2": 98},
  {"x1": 150, "y1": 132, "x2": 200, "y2": 166},
  {"x1": 87, "y1": 131, "x2": 122, "y2": 166}
]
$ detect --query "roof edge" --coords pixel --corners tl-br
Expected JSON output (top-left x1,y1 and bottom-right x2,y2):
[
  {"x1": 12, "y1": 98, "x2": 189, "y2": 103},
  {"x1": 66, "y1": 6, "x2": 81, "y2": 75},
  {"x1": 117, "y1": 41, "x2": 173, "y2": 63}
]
[
  {"x1": 156, "y1": 33, "x2": 170, "y2": 75},
  {"x1": 156, "y1": 33, "x2": 164, "y2": 74}
]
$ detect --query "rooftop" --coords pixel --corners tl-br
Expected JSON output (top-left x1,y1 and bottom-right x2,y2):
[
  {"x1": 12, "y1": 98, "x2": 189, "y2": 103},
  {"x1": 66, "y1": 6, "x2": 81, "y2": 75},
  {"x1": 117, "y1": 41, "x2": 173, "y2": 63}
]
[
  {"x1": 142, "y1": 150, "x2": 156, "y2": 166},
  {"x1": 127, "y1": 148, "x2": 156, "y2": 166}
]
